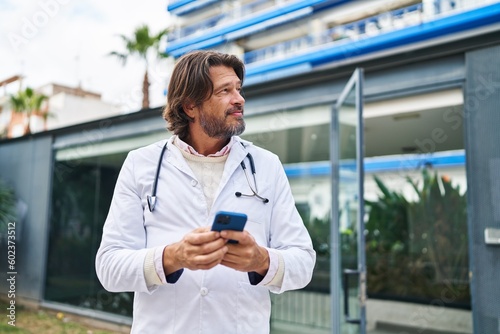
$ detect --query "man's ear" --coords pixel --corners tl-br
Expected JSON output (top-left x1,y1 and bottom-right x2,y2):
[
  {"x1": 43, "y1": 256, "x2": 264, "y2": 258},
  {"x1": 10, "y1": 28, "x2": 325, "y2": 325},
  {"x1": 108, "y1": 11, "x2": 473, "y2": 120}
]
[{"x1": 183, "y1": 103, "x2": 196, "y2": 118}]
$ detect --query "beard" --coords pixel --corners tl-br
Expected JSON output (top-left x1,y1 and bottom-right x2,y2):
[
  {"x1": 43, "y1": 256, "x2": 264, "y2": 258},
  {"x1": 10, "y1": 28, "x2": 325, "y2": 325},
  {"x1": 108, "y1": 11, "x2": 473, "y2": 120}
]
[{"x1": 199, "y1": 107, "x2": 246, "y2": 139}]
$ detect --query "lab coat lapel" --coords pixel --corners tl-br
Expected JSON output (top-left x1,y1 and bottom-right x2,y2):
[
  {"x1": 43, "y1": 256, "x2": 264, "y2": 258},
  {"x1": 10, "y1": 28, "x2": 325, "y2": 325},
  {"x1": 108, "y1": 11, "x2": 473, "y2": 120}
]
[
  {"x1": 163, "y1": 137, "x2": 197, "y2": 180},
  {"x1": 217, "y1": 138, "x2": 247, "y2": 197}
]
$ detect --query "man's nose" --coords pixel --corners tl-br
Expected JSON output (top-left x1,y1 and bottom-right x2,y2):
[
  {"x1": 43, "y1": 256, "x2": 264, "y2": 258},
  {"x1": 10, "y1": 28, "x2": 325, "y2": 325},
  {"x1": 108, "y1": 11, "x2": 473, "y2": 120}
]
[{"x1": 233, "y1": 91, "x2": 245, "y2": 105}]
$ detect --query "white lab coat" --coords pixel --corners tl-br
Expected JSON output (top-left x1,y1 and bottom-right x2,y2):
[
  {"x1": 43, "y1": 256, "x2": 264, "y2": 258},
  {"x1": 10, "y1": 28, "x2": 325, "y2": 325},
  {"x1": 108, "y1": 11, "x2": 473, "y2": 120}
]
[{"x1": 95, "y1": 136, "x2": 316, "y2": 334}]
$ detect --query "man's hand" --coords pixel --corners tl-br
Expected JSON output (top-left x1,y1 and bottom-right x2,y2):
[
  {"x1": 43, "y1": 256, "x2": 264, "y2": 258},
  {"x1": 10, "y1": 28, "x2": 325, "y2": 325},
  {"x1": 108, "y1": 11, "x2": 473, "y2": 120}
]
[
  {"x1": 219, "y1": 230, "x2": 269, "y2": 276},
  {"x1": 162, "y1": 227, "x2": 228, "y2": 275}
]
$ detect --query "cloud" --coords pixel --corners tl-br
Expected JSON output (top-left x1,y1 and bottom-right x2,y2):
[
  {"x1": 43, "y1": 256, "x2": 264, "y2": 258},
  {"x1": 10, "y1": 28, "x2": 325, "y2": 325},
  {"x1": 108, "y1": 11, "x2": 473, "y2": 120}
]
[
  {"x1": 0, "y1": 0, "x2": 16, "y2": 11},
  {"x1": 0, "y1": 0, "x2": 172, "y2": 112}
]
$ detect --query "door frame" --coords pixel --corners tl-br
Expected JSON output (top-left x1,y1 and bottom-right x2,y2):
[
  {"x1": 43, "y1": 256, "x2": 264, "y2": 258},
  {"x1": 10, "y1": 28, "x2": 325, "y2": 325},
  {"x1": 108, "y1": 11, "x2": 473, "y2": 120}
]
[{"x1": 330, "y1": 67, "x2": 366, "y2": 334}]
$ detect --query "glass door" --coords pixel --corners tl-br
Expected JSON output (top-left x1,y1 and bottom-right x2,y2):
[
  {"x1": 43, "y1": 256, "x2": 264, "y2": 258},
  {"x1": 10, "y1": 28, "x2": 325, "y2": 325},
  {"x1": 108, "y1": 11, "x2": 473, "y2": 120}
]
[{"x1": 331, "y1": 68, "x2": 366, "y2": 334}]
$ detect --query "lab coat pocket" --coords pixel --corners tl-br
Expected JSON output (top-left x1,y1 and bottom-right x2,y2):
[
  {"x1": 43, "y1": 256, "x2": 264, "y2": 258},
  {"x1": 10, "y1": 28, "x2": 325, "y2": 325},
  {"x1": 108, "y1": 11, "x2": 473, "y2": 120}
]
[{"x1": 236, "y1": 281, "x2": 270, "y2": 334}]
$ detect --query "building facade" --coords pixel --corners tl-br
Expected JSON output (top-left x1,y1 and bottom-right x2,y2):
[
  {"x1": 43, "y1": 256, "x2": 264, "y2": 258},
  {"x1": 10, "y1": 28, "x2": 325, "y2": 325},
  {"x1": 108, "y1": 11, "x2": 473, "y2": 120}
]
[
  {"x1": 1, "y1": 0, "x2": 500, "y2": 333},
  {"x1": 0, "y1": 78, "x2": 120, "y2": 139}
]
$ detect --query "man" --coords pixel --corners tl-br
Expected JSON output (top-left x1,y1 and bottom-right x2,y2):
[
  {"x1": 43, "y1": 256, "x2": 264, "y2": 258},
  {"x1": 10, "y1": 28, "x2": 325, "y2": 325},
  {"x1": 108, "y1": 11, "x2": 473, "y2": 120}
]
[{"x1": 95, "y1": 50, "x2": 316, "y2": 334}]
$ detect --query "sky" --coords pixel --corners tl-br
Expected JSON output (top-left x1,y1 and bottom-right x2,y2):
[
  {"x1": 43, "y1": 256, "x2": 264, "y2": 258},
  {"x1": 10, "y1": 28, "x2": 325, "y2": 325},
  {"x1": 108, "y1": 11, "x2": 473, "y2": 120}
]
[{"x1": 0, "y1": 0, "x2": 173, "y2": 112}]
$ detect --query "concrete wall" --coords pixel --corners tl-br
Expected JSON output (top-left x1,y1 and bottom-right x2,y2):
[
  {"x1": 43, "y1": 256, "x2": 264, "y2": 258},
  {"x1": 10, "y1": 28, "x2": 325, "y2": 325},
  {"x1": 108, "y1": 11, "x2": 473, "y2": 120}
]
[
  {"x1": 465, "y1": 44, "x2": 500, "y2": 333},
  {"x1": 0, "y1": 135, "x2": 53, "y2": 301},
  {"x1": 0, "y1": 109, "x2": 165, "y2": 306}
]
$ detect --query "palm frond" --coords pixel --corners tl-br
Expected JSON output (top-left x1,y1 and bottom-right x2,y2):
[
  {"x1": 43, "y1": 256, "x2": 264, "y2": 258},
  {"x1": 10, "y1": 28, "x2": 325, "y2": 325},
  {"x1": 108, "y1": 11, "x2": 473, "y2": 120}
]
[
  {"x1": 109, "y1": 24, "x2": 171, "y2": 109},
  {"x1": 9, "y1": 94, "x2": 26, "y2": 112},
  {"x1": 108, "y1": 51, "x2": 128, "y2": 65},
  {"x1": 155, "y1": 28, "x2": 169, "y2": 41},
  {"x1": 9, "y1": 87, "x2": 49, "y2": 117}
]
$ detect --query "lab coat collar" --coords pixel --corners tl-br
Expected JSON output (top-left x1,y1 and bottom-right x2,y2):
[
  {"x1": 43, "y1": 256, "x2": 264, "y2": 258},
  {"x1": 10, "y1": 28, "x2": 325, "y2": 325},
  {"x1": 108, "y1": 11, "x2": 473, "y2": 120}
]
[
  {"x1": 225, "y1": 136, "x2": 252, "y2": 171},
  {"x1": 162, "y1": 136, "x2": 196, "y2": 179},
  {"x1": 161, "y1": 136, "x2": 253, "y2": 180},
  {"x1": 215, "y1": 136, "x2": 252, "y2": 202}
]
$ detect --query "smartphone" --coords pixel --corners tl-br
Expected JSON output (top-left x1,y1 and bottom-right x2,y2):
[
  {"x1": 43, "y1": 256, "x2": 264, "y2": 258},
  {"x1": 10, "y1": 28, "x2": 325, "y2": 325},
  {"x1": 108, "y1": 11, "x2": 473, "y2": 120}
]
[{"x1": 211, "y1": 211, "x2": 247, "y2": 243}]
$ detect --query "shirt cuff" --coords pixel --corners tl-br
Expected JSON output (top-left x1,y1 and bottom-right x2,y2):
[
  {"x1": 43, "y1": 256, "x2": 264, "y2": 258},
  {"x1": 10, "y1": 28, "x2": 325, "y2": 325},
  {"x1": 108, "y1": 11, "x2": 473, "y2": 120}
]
[
  {"x1": 144, "y1": 247, "x2": 164, "y2": 287},
  {"x1": 154, "y1": 245, "x2": 183, "y2": 284},
  {"x1": 266, "y1": 250, "x2": 285, "y2": 287},
  {"x1": 252, "y1": 248, "x2": 284, "y2": 287}
]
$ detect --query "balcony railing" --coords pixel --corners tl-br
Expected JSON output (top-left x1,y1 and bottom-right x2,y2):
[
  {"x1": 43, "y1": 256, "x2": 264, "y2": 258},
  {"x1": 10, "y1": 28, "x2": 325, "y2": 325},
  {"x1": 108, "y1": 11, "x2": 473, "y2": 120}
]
[
  {"x1": 175, "y1": 13, "x2": 226, "y2": 40},
  {"x1": 244, "y1": 0, "x2": 495, "y2": 65},
  {"x1": 168, "y1": 0, "x2": 294, "y2": 43}
]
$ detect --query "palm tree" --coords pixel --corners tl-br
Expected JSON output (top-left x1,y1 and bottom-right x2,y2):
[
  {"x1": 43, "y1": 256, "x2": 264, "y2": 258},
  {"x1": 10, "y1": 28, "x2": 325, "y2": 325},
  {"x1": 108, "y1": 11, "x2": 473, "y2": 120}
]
[
  {"x1": 109, "y1": 24, "x2": 169, "y2": 110},
  {"x1": 38, "y1": 105, "x2": 55, "y2": 131},
  {"x1": 9, "y1": 87, "x2": 49, "y2": 135}
]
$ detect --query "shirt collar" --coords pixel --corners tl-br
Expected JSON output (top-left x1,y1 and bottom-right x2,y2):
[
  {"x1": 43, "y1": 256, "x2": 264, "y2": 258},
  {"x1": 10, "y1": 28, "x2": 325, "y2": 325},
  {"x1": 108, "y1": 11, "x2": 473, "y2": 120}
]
[{"x1": 173, "y1": 135, "x2": 236, "y2": 157}]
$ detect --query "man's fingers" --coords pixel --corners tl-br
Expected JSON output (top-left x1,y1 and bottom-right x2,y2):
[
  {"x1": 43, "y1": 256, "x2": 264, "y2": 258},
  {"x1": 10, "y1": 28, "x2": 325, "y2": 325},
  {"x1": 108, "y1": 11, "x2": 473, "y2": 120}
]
[
  {"x1": 220, "y1": 230, "x2": 251, "y2": 244},
  {"x1": 196, "y1": 237, "x2": 227, "y2": 255},
  {"x1": 193, "y1": 226, "x2": 210, "y2": 233},
  {"x1": 185, "y1": 230, "x2": 220, "y2": 245},
  {"x1": 190, "y1": 246, "x2": 228, "y2": 269}
]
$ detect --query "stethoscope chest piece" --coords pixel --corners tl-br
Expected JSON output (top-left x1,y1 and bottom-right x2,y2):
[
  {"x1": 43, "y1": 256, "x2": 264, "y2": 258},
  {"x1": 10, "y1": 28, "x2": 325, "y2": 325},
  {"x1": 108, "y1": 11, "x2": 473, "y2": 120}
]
[
  {"x1": 147, "y1": 195, "x2": 157, "y2": 212},
  {"x1": 235, "y1": 153, "x2": 269, "y2": 204}
]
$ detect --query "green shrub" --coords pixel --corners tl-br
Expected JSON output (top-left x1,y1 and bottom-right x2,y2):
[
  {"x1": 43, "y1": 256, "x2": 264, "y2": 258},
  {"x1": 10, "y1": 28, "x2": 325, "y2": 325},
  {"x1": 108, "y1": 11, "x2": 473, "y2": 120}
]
[
  {"x1": 365, "y1": 168, "x2": 469, "y2": 306},
  {"x1": 0, "y1": 178, "x2": 16, "y2": 236}
]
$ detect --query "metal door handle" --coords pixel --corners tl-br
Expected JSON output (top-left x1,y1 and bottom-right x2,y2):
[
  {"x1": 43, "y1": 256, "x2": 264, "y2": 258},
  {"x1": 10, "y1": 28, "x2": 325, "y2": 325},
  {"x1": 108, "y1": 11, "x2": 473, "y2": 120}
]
[{"x1": 343, "y1": 269, "x2": 361, "y2": 324}]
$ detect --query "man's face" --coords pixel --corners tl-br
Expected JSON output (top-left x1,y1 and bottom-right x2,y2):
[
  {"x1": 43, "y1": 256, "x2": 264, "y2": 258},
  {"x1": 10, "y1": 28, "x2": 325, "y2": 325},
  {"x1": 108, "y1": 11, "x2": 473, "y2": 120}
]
[{"x1": 198, "y1": 65, "x2": 245, "y2": 139}]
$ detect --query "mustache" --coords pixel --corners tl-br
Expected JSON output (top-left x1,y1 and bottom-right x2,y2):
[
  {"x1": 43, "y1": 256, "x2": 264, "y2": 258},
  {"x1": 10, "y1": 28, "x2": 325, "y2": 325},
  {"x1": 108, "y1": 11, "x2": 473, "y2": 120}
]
[{"x1": 226, "y1": 106, "x2": 244, "y2": 115}]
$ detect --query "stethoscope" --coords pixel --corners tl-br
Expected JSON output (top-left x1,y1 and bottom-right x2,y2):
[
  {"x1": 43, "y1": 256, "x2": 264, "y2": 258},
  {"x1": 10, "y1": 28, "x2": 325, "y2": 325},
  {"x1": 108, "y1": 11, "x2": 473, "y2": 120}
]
[{"x1": 147, "y1": 141, "x2": 269, "y2": 212}]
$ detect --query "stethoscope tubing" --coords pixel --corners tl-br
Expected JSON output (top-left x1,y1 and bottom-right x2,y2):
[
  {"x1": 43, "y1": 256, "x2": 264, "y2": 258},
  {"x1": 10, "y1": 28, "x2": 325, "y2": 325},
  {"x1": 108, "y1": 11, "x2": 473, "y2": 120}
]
[
  {"x1": 147, "y1": 140, "x2": 268, "y2": 212},
  {"x1": 146, "y1": 141, "x2": 169, "y2": 212}
]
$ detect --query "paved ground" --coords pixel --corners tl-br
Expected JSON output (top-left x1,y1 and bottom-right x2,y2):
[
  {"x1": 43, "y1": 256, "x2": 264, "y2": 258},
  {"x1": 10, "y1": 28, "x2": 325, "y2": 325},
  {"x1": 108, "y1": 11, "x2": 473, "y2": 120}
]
[
  {"x1": 271, "y1": 321, "x2": 471, "y2": 334},
  {"x1": 270, "y1": 292, "x2": 472, "y2": 334}
]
